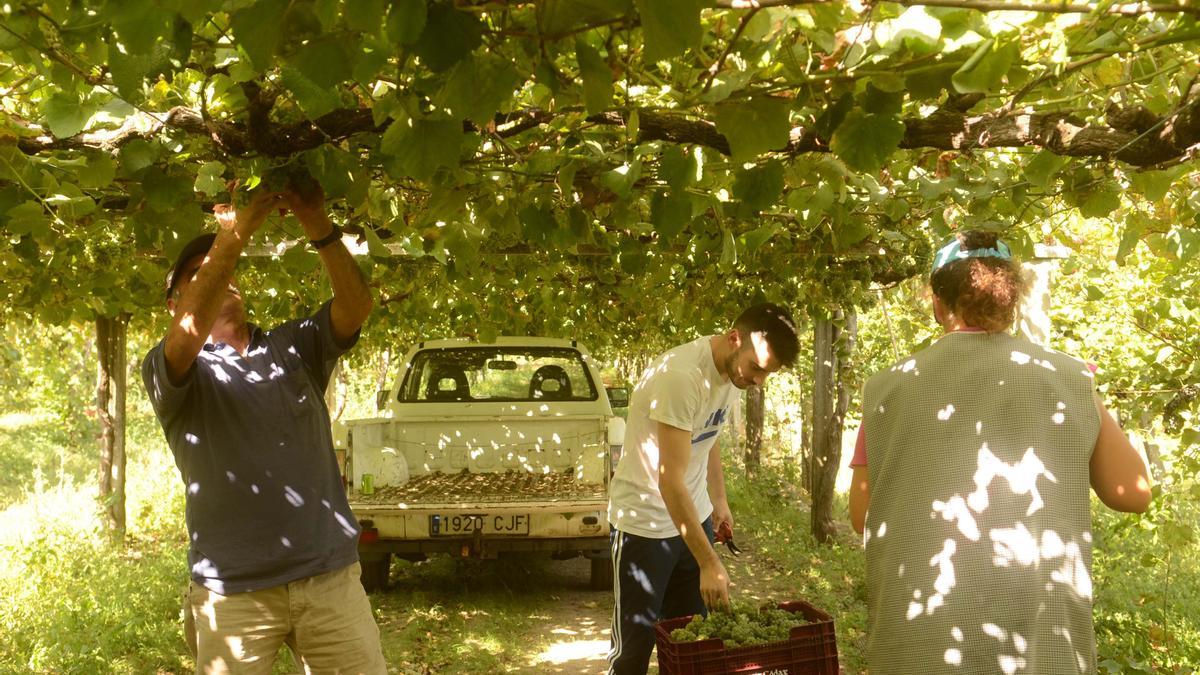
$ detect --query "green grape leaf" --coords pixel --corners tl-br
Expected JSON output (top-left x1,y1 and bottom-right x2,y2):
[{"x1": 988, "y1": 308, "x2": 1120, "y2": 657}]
[
  {"x1": 660, "y1": 145, "x2": 699, "y2": 191},
  {"x1": 4, "y1": 201, "x2": 50, "y2": 237},
  {"x1": 1078, "y1": 186, "x2": 1122, "y2": 219},
  {"x1": 119, "y1": 139, "x2": 157, "y2": 175},
  {"x1": 1024, "y1": 151, "x2": 1069, "y2": 190},
  {"x1": 78, "y1": 152, "x2": 116, "y2": 189},
  {"x1": 636, "y1": 0, "x2": 704, "y2": 63},
  {"x1": 280, "y1": 65, "x2": 342, "y2": 119},
  {"x1": 576, "y1": 40, "x2": 613, "y2": 115},
  {"x1": 413, "y1": 4, "x2": 483, "y2": 73},
  {"x1": 435, "y1": 54, "x2": 521, "y2": 125},
  {"x1": 231, "y1": 0, "x2": 288, "y2": 70},
  {"x1": 380, "y1": 115, "x2": 465, "y2": 181},
  {"x1": 387, "y1": 0, "x2": 427, "y2": 46},
  {"x1": 362, "y1": 225, "x2": 392, "y2": 258},
  {"x1": 720, "y1": 228, "x2": 738, "y2": 267},
  {"x1": 905, "y1": 63, "x2": 957, "y2": 101},
  {"x1": 742, "y1": 224, "x2": 782, "y2": 253},
  {"x1": 1129, "y1": 168, "x2": 1182, "y2": 203},
  {"x1": 142, "y1": 166, "x2": 194, "y2": 211},
  {"x1": 733, "y1": 160, "x2": 785, "y2": 211},
  {"x1": 41, "y1": 93, "x2": 92, "y2": 138},
  {"x1": 112, "y1": 3, "x2": 171, "y2": 56},
  {"x1": 353, "y1": 36, "x2": 391, "y2": 85},
  {"x1": 109, "y1": 44, "x2": 171, "y2": 102},
  {"x1": 834, "y1": 218, "x2": 873, "y2": 250},
  {"x1": 46, "y1": 187, "x2": 96, "y2": 220},
  {"x1": 830, "y1": 110, "x2": 905, "y2": 173},
  {"x1": 951, "y1": 39, "x2": 1019, "y2": 94},
  {"x1": 650, "y1": 191, "x2": 692, "y2": 239},
  {"x1": 520, "y1": 204, "x2": 558, "y2": 244},
  {"x1": 814, "y1": 92, "x2": 854, "y2": 139},
  {"x1": 713, "y1": 99, "x2": 791, "y2": 162},
  {"x1": 195, "y1": 161, "x2": 227, "y2": 197},
  {"x1": 344, "y1": 0, "x2": 385, "y2": 33},
  {"x1": 875, "y1": 6, "x2": 941, "y2": 49},
  {"x1": 288, "y1": 36, "x2": 353, "y2": 88},
  {"x1": 861, "y1": 82, "x2": 904, "y2": 116},
  {"x1": 599, "y1": 160, "x2": 641, "y2": 200},
  {"x1": 540, "y1": 0, "x2": 632, "y2": 35}
]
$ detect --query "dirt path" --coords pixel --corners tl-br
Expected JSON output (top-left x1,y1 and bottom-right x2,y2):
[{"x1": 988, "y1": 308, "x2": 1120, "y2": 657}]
[{"x1": 373, "y1": 528, "x2": 801, "y2": 674}]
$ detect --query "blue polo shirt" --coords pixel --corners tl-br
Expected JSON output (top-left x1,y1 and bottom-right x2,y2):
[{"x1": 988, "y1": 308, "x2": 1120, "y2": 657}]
[{"x1": 142, "y1": 301, "x2": 360, "y2": 594}]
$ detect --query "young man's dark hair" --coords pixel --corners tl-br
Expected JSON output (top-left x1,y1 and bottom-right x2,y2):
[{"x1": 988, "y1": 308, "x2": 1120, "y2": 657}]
[{"x1": 733, "y1": 303, "x2": 800, "y2": 368}]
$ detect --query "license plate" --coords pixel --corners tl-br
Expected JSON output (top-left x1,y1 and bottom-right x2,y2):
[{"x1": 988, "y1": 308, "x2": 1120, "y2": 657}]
[{"x1": 430, "y1": 514, "x2": 530, "y2": 536}]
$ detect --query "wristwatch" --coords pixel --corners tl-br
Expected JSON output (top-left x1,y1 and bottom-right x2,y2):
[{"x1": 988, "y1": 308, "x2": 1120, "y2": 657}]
[{"x1": 310, "y1": 226, "x2": 342, "y2": 250}]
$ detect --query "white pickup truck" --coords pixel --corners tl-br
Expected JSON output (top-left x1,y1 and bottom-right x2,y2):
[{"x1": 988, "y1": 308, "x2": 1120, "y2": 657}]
[{"x1": 335, "y1": 337, "x2": 627, "y2": 591}]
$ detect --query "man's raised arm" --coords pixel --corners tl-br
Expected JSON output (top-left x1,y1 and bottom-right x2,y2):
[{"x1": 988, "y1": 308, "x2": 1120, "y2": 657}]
[
  {"x1": 284, "y1": 182, "x2": 373, "y2": 346},
  {"x1": 163, "y1": 191, "x2": 281, "y2": 383}
]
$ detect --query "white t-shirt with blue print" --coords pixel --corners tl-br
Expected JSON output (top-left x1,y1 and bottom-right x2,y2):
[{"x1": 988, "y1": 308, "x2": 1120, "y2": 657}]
[{"x1": 608, "y1": 336, "x2": 738, "y2": 539}]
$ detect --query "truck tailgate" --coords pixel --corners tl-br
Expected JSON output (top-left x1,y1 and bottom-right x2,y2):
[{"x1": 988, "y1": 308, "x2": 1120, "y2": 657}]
[{"x1": 350, "y1": 469, "x2": 606, "y2": 510}]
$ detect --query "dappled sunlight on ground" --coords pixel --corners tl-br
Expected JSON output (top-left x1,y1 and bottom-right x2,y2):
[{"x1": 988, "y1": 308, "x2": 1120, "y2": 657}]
[{"x1": 366, "y1": 525, "x2": 805, "y2": 673}]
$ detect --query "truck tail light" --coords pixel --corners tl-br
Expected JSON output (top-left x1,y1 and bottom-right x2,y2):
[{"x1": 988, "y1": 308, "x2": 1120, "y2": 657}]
[{"x1": 609, "y1": 444, "x2": 623, "y2": 475}]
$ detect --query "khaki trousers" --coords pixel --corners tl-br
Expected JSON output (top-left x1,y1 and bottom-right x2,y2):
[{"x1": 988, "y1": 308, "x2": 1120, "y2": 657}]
[{"x1": 184, "y1": 562, "x2": 386, "y2": 675}]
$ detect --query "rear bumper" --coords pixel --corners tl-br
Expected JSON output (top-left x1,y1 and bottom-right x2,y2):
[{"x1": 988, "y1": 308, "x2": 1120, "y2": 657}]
[{"x1": 359, "y1": 536, "x2": 610, "y2": 557}]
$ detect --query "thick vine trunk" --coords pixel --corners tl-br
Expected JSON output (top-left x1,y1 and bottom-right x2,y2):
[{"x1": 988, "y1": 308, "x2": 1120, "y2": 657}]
[
  {"x1": 810, "y1": 310, "x2": 857, "y2": 544},
  {"x1": 95, "y1": 314, "x2": 128, "y2": 539},
  {"x1": 744, "y1": 383, "x2": 765, "y2": 474}
]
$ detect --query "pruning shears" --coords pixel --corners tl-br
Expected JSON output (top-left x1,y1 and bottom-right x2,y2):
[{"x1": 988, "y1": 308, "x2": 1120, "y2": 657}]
[{"x1": 715, "y1": 520, "x2": 742, "y2": 556}]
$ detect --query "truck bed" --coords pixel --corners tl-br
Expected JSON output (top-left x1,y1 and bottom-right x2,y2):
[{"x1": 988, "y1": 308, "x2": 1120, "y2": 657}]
[{"x1": 352, "y1": 469, "x2": 607, "y2": 506}]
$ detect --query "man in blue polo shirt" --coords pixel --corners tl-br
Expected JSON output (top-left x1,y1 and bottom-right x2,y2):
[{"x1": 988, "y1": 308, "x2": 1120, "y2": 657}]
[{"x1": 142, "y1": 182, "x2": 384, "y2": 673}]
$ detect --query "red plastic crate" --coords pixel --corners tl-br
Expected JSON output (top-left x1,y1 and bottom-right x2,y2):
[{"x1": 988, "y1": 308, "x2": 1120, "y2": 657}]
[{"x1": 654, "y1": 600, "x2": 839, "y2": 675}]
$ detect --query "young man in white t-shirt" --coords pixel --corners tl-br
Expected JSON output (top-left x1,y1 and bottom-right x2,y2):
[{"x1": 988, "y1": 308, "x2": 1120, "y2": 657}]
[{"x1": 606, "y1": 304, "x2": 799, "y2": 674}]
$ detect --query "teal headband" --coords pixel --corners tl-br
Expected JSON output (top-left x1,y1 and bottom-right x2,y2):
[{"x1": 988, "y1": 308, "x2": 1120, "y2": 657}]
[{"x1": 931, "y1": 237, "x2": 1012, "y2": 274}]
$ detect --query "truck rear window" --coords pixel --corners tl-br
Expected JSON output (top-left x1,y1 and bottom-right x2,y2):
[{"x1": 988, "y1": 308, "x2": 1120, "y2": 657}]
[{"x1": 397, "y1": 347, "x2": 599, "y2": 402}]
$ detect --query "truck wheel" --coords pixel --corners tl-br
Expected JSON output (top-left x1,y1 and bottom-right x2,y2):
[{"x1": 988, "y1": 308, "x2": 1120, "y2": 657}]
[
  {"x1": 360, "y1": 553, "x2": 391, "y2": 593},
  {"x1": 589, "y1": 557, "x2": 613, "y2": 591}
]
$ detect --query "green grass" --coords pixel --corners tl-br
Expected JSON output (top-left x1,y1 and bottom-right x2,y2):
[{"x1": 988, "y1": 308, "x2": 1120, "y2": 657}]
[
  {"x1": 0, "y1": 412, "x2": 96, "y2": 507},
  {"x1": 0, "y1": 412, "x2": 191, "y2": 674}
]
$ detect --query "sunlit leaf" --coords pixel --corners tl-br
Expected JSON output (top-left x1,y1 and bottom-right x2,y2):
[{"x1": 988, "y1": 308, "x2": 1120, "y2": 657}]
[
  {"x1": 951, "y1": 39, "x2": 1019, "y2": 94},
  {"x1": 41, "y1": 94, "x2": 91, "y2": 138}
]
